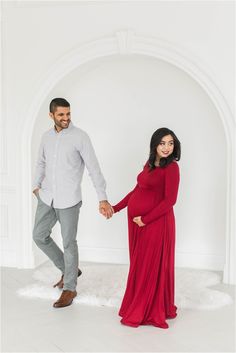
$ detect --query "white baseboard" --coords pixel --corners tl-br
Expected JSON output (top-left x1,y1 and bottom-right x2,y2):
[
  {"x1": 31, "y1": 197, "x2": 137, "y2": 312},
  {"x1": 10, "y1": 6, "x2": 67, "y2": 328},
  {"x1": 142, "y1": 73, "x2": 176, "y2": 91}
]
[
  {"x1": 0, "y1": 246, "x2": 225, "y2": 272},
  {"x1": 79, "y1": 246, "x2": 129, "y2": 264},
  {"x1": 175, "y1": 249, "x2": 225, "y2": 271},
  {"x1": 79, "y1": 246, "x2": 225, "y2": 271},
  {"x1": 0, "y1": 251, "x2": 17, "y2": 268}
]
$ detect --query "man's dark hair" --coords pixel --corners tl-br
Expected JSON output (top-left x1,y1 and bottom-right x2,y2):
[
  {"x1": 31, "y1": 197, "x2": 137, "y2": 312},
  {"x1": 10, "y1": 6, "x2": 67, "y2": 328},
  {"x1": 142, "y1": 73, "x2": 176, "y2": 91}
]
[{"x1": 49, "y1": 98, "x2": 70, "y2": 113}]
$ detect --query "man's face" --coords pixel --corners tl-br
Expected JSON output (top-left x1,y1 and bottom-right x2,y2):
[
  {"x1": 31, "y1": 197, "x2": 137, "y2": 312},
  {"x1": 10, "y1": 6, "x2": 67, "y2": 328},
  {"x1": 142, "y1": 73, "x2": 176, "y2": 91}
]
[{"x1": 50, "y1": 106, "x2": 71, "y2": 131}]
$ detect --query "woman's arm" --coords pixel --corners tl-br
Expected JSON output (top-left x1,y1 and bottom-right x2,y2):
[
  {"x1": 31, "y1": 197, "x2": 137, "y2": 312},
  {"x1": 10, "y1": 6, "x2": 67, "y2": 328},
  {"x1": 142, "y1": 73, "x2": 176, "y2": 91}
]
[
  {"x1": 141, "y1": 162, "x2": 180, "y2": 225},
  {"x1": 113, "y1": 184, "x2": 139, "y2": 213}
]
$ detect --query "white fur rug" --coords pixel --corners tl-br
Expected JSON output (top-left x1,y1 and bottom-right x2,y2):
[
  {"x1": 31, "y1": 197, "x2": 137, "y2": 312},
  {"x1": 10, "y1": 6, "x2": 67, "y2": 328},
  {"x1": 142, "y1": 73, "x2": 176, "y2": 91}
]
[{"x1": 17, "y1": 264, "x2": 233, "y2": 310}]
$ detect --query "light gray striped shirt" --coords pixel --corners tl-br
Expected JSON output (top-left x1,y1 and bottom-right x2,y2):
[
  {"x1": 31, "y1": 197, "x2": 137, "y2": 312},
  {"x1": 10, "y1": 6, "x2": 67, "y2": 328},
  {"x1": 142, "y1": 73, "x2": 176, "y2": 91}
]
[{"x1": 33, "y1": 122, "x2": 107, "y2": 209}]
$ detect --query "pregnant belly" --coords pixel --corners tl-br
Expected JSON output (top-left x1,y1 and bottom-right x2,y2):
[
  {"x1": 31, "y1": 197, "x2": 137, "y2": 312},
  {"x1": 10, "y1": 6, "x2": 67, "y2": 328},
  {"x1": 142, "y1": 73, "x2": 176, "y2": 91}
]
[{"x1": 127, "y1": 189, "x2": 159, "y2": 217}]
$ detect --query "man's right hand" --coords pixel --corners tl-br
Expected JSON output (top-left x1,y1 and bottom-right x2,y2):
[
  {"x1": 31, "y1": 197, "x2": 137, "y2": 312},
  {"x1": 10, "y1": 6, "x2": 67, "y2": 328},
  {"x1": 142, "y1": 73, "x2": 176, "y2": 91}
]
[{"x1": 99, "y1": 200, "x2": 114, "y2": 219}]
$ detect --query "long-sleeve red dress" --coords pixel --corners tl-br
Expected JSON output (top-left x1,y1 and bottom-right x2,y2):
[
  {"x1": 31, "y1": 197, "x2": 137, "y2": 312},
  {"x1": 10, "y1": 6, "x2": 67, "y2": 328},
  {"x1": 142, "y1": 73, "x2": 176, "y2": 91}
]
[{"x1": 113, "y1": 161, "x2": 180, "y2": 328}]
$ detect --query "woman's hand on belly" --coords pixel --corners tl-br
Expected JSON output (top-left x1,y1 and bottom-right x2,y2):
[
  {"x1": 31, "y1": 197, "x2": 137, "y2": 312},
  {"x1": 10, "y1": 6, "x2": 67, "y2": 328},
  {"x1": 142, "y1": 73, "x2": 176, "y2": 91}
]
[{"x1": 133, "y1": 216, "x2": 145, "y2": 227}]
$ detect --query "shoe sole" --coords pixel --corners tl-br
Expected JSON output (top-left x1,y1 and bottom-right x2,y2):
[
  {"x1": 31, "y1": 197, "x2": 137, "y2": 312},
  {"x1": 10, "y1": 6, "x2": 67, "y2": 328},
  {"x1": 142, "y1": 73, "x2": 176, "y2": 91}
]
[
  {"x1": 53, "y1": 300, "x2": 73, "y2": 308},
  {"x1": 53, "y1": 293, "x2": 77, "y2": 308}
]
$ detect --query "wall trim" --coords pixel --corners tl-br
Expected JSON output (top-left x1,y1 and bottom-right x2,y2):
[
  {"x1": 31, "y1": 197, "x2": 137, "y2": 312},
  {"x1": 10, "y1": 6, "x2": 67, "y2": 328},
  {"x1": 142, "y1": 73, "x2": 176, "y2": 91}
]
[
  {"x1": 80, "y1": 246, "x2": 129, "y2": 265},
  {"x1": 79, "y1": 246, "x2": 225, "y2": 271},
  {"x1": 0, "y1": 251, "x2": 17, "y2": 267},
  {"x1": 20, "y1": 30, "x2": 235, "y2": 284}
]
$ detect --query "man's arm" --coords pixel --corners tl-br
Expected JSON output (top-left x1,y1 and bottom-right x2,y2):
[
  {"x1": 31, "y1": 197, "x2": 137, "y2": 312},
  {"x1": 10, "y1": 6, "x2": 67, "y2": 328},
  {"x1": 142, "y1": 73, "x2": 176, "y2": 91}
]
[
  {"x1": 79, "y1": 132, "x2": 113, "y2": 218},
  {"x1": 33, "y1": 138, "x2": 46, "y2": 195}
]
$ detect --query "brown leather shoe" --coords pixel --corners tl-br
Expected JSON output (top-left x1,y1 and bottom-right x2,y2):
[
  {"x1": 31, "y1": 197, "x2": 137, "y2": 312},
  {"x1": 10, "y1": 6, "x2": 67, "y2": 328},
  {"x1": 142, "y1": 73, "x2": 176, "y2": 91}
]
[
  {"x1": 53, "y1": 290, "x2": 77, "y2": 308},
  {"x1": 53, "y1": 269, "x2": 82, "y2": 289}
]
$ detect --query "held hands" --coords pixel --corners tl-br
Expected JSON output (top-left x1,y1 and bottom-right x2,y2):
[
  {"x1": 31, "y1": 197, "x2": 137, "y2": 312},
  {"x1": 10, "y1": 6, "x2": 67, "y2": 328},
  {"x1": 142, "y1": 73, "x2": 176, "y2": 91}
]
[
  {"x1": 133, "y1": 216, "x2": 145, "y2": 227},
  {"x1": 99, "y1": 200, "x2": 114, "y2": 219}
]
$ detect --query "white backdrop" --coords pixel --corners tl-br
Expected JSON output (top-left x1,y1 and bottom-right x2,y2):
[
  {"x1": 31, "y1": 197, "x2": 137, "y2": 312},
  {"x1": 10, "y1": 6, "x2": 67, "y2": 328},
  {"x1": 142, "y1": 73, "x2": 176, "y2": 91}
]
[
  {"x1": 32, "y1": 56, "x2": 227, "y2": 270},
  {"x1": 1, "y1": 1, "x2": 235, "y2": 282}
]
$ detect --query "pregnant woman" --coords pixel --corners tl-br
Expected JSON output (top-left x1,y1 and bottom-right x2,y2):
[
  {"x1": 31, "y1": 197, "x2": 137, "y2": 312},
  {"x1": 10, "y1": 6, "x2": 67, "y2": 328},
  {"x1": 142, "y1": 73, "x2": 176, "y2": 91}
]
[{"x1": 112, "y1": 127, "x2": 181, "y2": 329}]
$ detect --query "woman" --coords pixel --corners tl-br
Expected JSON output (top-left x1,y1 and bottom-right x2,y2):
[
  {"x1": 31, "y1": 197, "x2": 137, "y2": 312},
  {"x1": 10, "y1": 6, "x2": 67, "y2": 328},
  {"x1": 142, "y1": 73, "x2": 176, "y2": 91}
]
[{"x1": 112, "y1": 127, "x2": 181, "y2": 328}]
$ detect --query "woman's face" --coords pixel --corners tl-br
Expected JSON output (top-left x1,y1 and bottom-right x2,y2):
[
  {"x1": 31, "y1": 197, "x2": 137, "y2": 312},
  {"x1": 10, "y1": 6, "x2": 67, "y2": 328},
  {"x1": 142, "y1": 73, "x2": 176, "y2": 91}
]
[{"x1": 156, "y1": 134, "x2": 174, "y2": 159}]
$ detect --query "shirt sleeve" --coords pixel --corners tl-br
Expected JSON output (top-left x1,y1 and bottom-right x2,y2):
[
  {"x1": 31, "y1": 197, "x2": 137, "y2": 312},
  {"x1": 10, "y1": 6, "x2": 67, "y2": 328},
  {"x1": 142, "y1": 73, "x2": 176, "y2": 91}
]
[
  {"x1": 80, "y1": 132, "x2": 108, "y2": 202},
  {"x1": 112, "y1": 184, "x2": 139, "y2": 213},
  {"x1": 142, "y1": 162, "x2": 180, "y2": 225},
  {"x1": 32, "y1": 137, "x2": 46, "y2": 191}
]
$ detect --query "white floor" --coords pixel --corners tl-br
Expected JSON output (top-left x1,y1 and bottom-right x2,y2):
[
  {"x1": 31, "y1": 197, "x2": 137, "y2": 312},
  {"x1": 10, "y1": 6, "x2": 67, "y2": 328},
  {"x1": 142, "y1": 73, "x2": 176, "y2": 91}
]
[{"x1": 1, "y1": 264, "x2": 235, "y2": 353}]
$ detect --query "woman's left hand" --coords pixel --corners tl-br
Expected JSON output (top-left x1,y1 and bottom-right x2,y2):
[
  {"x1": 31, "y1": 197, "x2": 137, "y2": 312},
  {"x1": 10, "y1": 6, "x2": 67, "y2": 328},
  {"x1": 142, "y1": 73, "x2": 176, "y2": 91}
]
[{"x1": 133, "y1": 216, "x2": 145, "y2": 227}]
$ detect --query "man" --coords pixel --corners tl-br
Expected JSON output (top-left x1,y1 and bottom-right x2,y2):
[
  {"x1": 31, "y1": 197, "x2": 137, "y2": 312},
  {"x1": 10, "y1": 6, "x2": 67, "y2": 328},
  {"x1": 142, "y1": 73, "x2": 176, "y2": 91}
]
[{"x1": 33, "y1": 98, "x2": 113, "y2": 308}]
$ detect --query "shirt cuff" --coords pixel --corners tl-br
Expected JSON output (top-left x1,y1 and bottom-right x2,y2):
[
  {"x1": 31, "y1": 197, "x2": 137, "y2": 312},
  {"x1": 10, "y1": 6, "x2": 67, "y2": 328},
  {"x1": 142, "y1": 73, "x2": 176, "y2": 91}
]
[{"x1": 97, "y1": 192, "x2": 108, "y2": 202}]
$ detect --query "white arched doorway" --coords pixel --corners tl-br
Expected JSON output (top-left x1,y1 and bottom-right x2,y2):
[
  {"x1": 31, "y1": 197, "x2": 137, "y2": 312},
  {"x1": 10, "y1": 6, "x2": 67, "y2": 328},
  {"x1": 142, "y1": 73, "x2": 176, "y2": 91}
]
[{"x1": 20, "y1": 31, "x2": 235, "y2": 284}]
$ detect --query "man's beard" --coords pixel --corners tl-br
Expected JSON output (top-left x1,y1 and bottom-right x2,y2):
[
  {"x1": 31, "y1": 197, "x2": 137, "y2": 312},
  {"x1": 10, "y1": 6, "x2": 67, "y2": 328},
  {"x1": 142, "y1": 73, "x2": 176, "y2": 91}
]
[{"x1": 55, "y1": 119, "x2": 70, "y2": 129}]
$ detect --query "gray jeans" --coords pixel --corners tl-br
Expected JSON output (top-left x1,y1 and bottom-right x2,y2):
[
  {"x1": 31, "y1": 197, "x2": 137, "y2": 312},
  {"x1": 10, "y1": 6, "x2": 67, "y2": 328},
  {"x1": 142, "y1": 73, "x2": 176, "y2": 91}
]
[{"x1": 33, "y1": 195, "x2": 82, "y2": 291}]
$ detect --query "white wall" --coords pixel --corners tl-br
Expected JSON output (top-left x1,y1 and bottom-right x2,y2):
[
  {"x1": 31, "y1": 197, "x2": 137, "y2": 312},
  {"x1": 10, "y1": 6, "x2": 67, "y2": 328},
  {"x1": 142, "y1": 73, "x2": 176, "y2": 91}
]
[
  {"x1": 32, "y1": 56, "x2": 226, "y2": 269},
  {"x1": 1, "y1": 1, "x2": 235, "y2": 274}
]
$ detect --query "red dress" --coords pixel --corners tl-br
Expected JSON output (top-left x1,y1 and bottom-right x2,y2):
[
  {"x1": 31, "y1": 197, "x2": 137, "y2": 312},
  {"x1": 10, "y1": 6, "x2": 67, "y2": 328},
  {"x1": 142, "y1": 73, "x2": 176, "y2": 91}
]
[{"x1": 113, "y1": 161, "x2": 180, "y2": 328}]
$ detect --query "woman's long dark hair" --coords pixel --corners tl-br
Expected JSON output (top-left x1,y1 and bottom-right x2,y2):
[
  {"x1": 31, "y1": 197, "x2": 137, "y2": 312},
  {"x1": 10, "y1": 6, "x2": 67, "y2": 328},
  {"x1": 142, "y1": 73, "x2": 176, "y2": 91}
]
[{"x1": 148, "y1": 127, "x2": 181, "y2": 170}]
